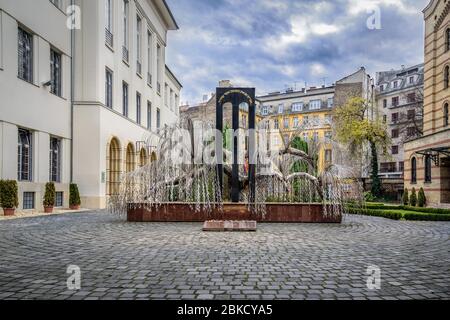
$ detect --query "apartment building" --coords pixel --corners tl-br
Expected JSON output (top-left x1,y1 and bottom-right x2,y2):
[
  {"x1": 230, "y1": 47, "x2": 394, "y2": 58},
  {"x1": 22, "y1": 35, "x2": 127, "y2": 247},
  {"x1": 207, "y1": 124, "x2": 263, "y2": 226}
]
[
  {"x1": 375, "y1": 64, "x2": 424, "y2": 179},
  {"x1": 0, "y1": 0, "x2": 182, "y2": 211},
  {"x1": 258, "y1": 86, "x2": 335, "y2": 173},
  {"x1": 404, "y1": 0, "x2": 450, "y2": 207},
  {"x1": 0, "y1": 0, "x2": 72, "y2": 211}
]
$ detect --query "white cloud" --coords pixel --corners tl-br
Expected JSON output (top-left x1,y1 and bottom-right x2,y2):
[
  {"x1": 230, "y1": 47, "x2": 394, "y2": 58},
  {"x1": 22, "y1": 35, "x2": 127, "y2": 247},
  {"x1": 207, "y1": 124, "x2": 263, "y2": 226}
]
[{"x1": 310, "y1": 63, "x2": 326, "y2": 76}]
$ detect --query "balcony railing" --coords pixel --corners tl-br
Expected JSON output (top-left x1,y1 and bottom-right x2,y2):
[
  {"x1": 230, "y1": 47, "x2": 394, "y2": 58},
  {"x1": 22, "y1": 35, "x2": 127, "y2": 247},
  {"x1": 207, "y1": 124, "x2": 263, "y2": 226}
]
[
  {"x1": 122, "y1": 46, "x2": 129, "y2": 63},
  {"x1": 105, "y1": 28, "x2": 113, "y2": 48},
  {"x1": 136, "y1": 61, "x2": 142, "y2": 75}
]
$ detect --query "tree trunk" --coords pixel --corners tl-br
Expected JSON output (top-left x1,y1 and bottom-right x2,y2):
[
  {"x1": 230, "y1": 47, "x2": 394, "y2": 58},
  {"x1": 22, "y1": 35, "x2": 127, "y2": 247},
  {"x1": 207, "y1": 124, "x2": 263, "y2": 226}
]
[{"x1": 370, "y1": 141, "x2": 382, "y2": 198}]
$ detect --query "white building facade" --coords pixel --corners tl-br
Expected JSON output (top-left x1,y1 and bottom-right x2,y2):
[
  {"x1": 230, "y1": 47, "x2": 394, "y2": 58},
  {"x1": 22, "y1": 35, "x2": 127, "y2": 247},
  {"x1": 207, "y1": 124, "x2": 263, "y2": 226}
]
[
  {"x1": 0, "y1": 0, "x2": 181, "y2": 211},
  {"x1": 0, "y1": 0, "x2": 72, "y2": 211}
]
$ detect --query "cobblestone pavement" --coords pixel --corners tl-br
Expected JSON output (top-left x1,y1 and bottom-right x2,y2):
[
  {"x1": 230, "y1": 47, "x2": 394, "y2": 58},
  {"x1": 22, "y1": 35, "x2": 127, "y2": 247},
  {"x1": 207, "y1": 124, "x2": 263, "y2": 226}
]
[{"x1": 0, "y1": 211, "x2": 448, "y2": 300}]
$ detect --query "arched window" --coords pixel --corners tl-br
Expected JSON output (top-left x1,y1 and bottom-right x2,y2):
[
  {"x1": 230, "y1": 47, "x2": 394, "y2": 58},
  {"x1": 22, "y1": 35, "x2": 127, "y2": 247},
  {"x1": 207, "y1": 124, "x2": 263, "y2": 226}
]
[
  {"x1": 139, "y1": 148, "x2": 147, "y2": 167},
  {"x1": 107, "y1": 137, "x2": 121, "y2": 196},
  {"x1": 411, "y1": 157, "x2": 417, "y2": 183},
  {"x1": 446, "y1": 28, "x2": 450, "y2": 51},
  {"x1": 424, "y1": 155, "x2": 432, "y2": 183},
  {"x1": 445, "y1": 66, "x2": 449, "y2": 89},
  {"x1": 126, "y1": 143, "x2": 135, "y2": 172},
  {"x1": 444, "y1": 103, "x2": 449, "y2": 127}
]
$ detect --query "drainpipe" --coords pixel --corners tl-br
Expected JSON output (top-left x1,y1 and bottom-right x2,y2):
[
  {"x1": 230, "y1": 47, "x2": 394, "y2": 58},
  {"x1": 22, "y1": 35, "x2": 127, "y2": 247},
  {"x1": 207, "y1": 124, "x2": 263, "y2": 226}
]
[{"x1": 70, "y1": 0, "x2": 75, "y2": 183}]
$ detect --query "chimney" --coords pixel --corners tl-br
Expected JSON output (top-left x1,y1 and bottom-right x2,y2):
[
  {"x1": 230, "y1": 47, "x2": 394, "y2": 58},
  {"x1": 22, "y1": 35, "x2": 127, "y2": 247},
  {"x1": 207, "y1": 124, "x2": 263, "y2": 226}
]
[
  {"x1": 202, "y1": 94, "x2": 208, "y2": 102},
  {"x1": 218, "y1": 80, "x2": 232, "y2": 88}
]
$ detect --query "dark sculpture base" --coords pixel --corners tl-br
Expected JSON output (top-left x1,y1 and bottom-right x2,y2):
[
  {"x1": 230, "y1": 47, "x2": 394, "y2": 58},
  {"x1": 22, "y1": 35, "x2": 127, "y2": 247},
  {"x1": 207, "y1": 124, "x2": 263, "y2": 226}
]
[{"x1": 127, "y1": 203, "x2": 342, "y2": 223}]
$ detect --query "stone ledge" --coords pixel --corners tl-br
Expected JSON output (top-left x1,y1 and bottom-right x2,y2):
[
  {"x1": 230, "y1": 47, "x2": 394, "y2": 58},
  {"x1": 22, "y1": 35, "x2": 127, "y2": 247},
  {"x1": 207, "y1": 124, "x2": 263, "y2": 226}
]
[{"x1": 203, "y1": 220, "x2": 257, "y2": 232}]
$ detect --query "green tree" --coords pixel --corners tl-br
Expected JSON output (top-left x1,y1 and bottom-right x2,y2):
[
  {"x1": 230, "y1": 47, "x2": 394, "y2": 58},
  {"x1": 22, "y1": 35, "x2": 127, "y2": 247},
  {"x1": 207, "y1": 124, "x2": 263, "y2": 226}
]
[
  {"x1": 418, "y1": 187, "x2": 426, "y2": 207},
  {"x1": 70, "y1": 183, "x2": 81, "y2": 207},
  {"x1": 402, "y1": 188, "x2": 409, "y2": 205},
  {"x1": 410, "y1": 187, "x2": 417, "y2": 207},
  {"x1": 333, "y1": 97, "x2": 389, "y2": 198},
  {"x1": 43, "y1": 182, "x2": 56, "y2": 207}
]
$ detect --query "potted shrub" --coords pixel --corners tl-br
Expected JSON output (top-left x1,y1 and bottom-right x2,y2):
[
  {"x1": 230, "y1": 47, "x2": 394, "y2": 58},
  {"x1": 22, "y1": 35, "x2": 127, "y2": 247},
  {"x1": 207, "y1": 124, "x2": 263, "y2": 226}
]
[
  {"x1": 1, "y1": 180, "x2": 19, "y2": 216},
  {"x1": 418, "y1": 188, "x2": 426, "y2": 207},
  {"x1": 69, "y1": 183, "x2": 81, "y2": 210},
  {"x1": 410, "y1": 187, "x2": 417, "y2": 207},
  {"x1": 43, "y1": 182, "x2": 56, "y2": 213},
  {"x1": 402, "y1": 188, "x2": 409, "y2": 206}
]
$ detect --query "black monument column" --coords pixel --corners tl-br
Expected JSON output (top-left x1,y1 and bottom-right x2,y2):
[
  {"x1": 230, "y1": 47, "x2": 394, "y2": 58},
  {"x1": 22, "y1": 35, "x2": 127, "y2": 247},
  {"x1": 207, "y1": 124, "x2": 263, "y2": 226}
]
[{"x1": 216, "y1": 88, "x2": 256, "y2": 204}]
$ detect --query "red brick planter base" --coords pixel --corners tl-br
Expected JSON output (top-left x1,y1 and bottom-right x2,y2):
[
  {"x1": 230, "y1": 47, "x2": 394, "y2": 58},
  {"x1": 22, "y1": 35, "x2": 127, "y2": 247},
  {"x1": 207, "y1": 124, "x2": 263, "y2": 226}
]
[{"x1": 127, "y1": 203, "x2": 342, "y2": 223}]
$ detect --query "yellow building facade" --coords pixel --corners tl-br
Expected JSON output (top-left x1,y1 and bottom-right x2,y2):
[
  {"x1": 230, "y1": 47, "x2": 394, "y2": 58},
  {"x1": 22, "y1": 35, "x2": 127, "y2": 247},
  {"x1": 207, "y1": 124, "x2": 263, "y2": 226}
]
[
  {"x1": 257, "y1": 86, "x2": 335, "y2": 173},
  {"x1": 403, "y1": 0, "x2": 450, "y2": 206}
]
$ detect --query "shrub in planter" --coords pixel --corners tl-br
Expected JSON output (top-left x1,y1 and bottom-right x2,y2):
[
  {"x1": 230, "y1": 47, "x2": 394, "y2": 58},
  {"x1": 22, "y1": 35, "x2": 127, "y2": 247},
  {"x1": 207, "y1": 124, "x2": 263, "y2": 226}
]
[
  {"x1": 409, "y1": 187, "x2": 417, "y2": 207},
  {"x1": 418, "y1": 188, "x2": 426, "y2": 207},
  {"x1": 402, "y1": 188, "x2": 409, "y2": 206},
  {"x1": 69, "y1": 183, "x2": 81, "y2": 210},
  {"x1": 1, "y1": 180, "x2": 19, "y2": 216},
  {"x1": 43, "y1": 182, "x2": 56, "y2": 213}
]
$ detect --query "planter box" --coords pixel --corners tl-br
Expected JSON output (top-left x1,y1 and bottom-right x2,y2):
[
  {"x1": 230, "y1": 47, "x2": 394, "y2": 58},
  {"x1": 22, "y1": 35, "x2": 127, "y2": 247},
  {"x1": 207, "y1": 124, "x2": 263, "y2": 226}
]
[
  {"x1": 44, "y1": 207, "x2": 53, "y2": 213},
  {"x1": 127, "y1": 203, "x2": 342, "y2": 223},
  {"x1": 3, "y1": 208, "x2": 15, "y2": 216}
]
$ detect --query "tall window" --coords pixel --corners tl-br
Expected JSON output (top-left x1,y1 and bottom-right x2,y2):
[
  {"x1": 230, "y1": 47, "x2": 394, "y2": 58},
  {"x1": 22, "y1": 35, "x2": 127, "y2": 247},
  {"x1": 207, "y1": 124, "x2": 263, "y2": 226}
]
[
  {"x1": 18, "y1": 129, "x2": 32, "y2": 181},
  {"x1": 147, "y1": 101, "x2": 152, "y2": 129},
  {"x1": 147, "y1": 31, "x2": 152, "y2": 85},
  {"x1": 136, "y1": 92, "x2": 141, "y2": 124},
  {"x1": 383, "y1": 99, "x2": 387, "y2": 108},
  {"x1": 49, "y1": 137, "x2": 61, "y2": 183},
  {"x1": 446, "y1": 28, "x2": 450, "y2": 52},
  {"x1": 156, "y1": 108, "x2": 161, "y2": 129},
  {"x1": 18, "y1": 27, "x2": 33, "y2": 82},
  {"x1": 392, "y1": 96, "x2": 399, "y2": 107},
  {"x1": 122, "y1": 81, "x2": 128, "y2": 116},
  {"x1": 105, "y1": 69, "x2": 113, "y2": 108},
  {"x1": 277, "y1": 104, "x2": 284, "y2": 114},
  {"x1": 425, "y1": 155, "x2": 432, "y2": 183},
  {"x1": 444, "y1": 103, "x2": 449, "y2": 127},
  {"x1": 327, "y1": 98, "x2": 334, "y2": 108},
  {"x1": 274, "y1": 119, "x2": 279, "y2": 129},
  {"x1": 283, "y1": 118, "x2": 289, "y2": 129},
  {"x1": 136, "y1": 15, "x2": 142, "y2": 74},
  {"x1": 122, "y1": 0, "x2": 129, "y2": 62},
  {"x1": 156, "y1": 44, "x2": 161, "y2": 93},
  {"x1": 444, "y1": 66, "x2": 449, "y2": 89},
  {"x1": 105, "y1": 0, "x2": 113, "y2": 47},
  {"x1": 50, "y1": 49, "x2": 62, "y2": 96}
]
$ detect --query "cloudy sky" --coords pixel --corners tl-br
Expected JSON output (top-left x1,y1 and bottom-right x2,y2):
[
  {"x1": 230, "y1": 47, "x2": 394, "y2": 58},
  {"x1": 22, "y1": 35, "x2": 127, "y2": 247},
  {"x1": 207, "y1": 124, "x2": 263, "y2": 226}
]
[{"x1": 165, "y1": 0, "x2": 428, "y2": 104}]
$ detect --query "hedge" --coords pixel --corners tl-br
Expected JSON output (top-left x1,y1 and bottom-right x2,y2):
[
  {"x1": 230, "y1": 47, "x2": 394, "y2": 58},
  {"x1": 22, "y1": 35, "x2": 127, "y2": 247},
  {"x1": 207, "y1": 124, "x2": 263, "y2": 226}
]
[
  {"x1": 401, "y1": 206, "x2": 450, "y2": 215},
  {"x1": 403, "y1": 212, "x2": 450, "y2": 221},
  {"x1": 347, "y1": 208, "x2": 402, "y2": 220}
]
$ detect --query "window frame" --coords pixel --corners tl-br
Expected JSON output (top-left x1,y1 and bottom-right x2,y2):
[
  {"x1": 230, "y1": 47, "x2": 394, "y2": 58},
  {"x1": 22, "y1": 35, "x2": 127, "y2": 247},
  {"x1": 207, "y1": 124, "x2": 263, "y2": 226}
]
[
  {"x1": 105, "y1": 68, "x2": 113, "y2": 108},
  {"x1": 50, "y1": 48, "x2": 62, "y2": 97},
  {"x1": 18, "y1": 128, "x2": 33, "y2": 182},
  {"x1": 18, "y1": 27, "x2": 33, "y2": 83},
  {"x1": 122, "y1": 81, "x2": 129, "y2": 116},
  {"x1": 136, "y1": 91, "x2": 141, "y2": 124},
  {"x1": 424, "y1": 155, "x2": 432, "y2": 183},
  {"x1": 49, "y1": 136, "x2": 62, "y2": 183}
]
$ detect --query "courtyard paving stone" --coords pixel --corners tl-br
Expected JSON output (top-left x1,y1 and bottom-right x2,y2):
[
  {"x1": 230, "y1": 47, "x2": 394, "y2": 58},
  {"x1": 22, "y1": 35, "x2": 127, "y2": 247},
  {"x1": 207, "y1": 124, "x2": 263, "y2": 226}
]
[{"x1": 0, "y1": 211, "x2": 448, "y2": 300}]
